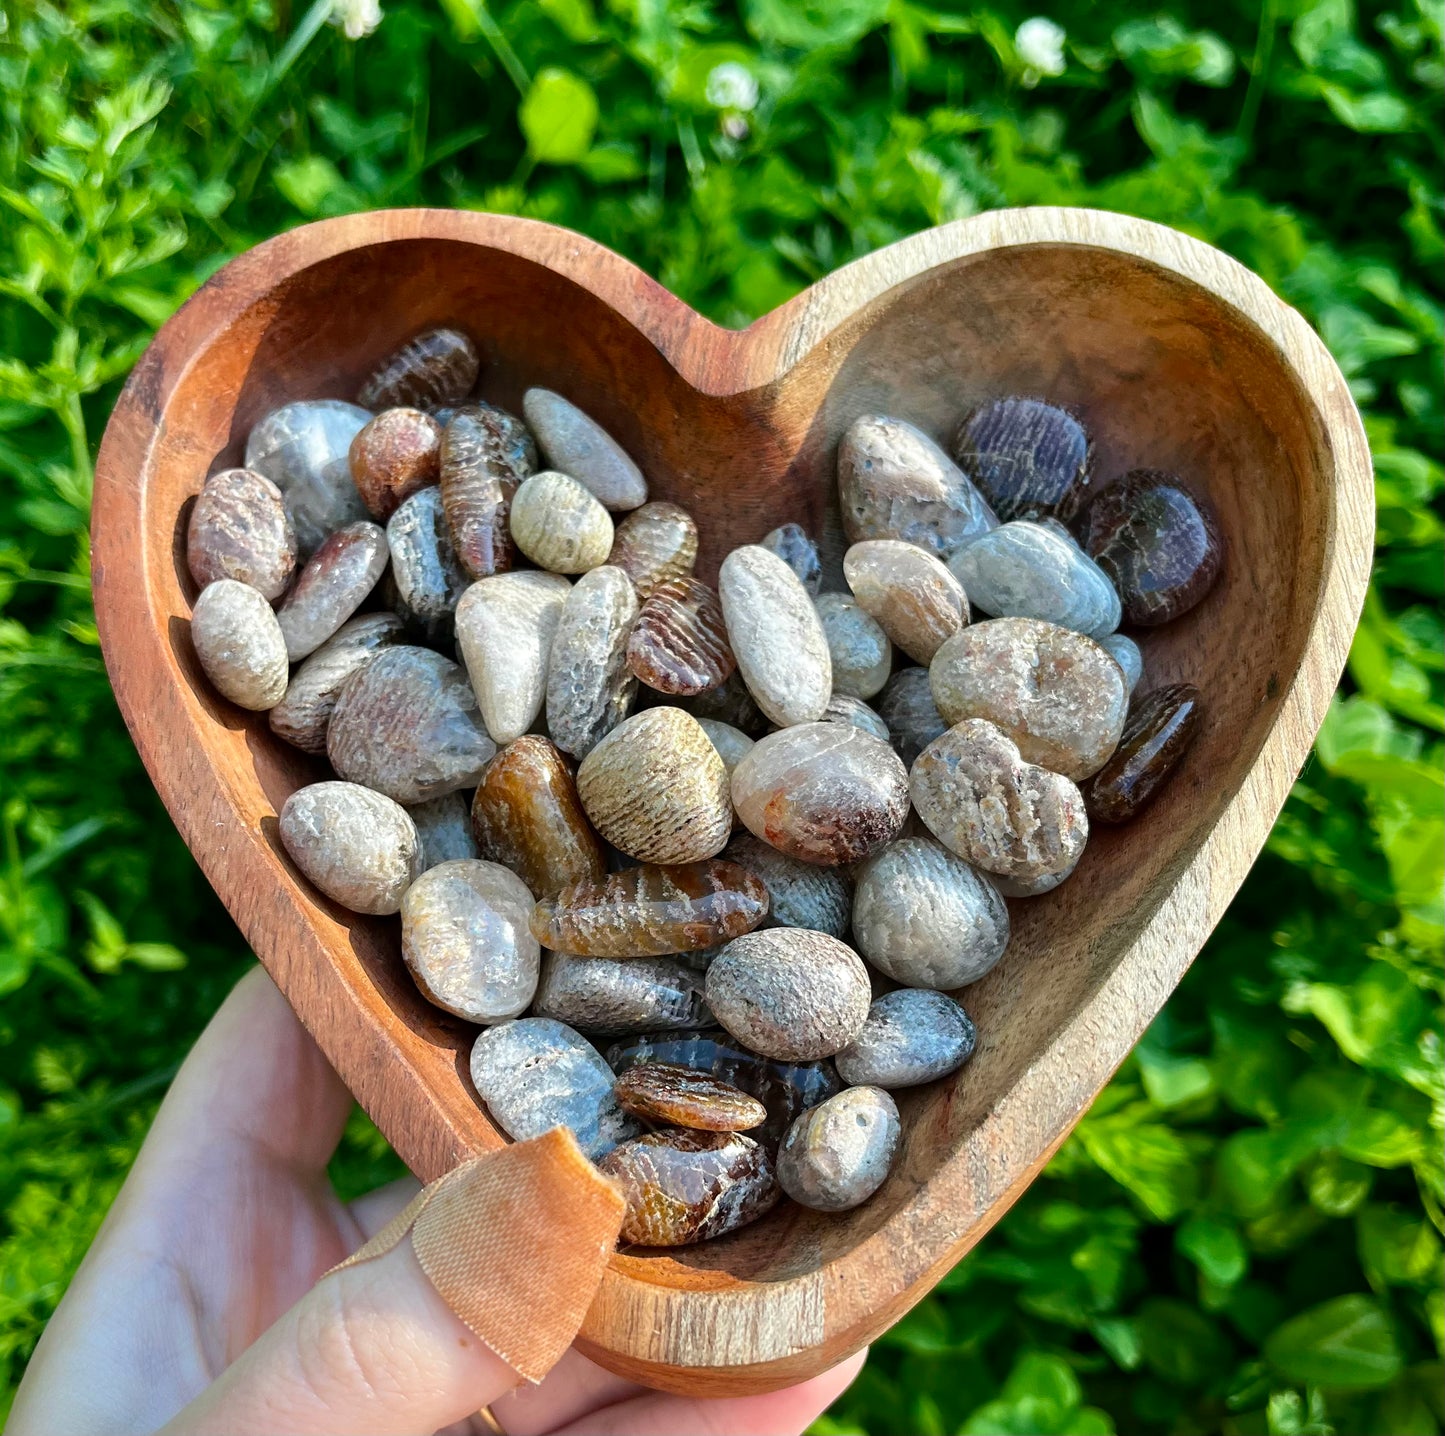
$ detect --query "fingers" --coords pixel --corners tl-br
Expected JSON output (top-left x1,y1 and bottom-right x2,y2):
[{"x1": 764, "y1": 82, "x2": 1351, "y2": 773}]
[{"x1": 487, "y1": 1349, "x2": 642, "y2": 1436}]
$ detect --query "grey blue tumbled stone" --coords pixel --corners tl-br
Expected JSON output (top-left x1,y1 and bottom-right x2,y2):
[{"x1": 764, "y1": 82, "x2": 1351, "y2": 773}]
[{"x1": 834, "y1": 988, "x2": 977, "y2": 1088}]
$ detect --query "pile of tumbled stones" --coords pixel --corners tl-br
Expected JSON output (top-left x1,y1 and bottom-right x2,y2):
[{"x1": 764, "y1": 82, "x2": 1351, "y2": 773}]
[{"x1": 186, "y1": 327, "x2": 1221, "y2": 1247}]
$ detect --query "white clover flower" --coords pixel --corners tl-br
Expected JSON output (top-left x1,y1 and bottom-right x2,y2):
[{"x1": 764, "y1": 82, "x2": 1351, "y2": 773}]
[
  {"x1": 706, "y1": 61, "x2": 759, "y2": 113},
  {"x1": 330, "y1": 0, "x2": 382, "y2": 40},
  {"x1": 1015, "y1": 17, "x2": 1067, "y2": 78}
]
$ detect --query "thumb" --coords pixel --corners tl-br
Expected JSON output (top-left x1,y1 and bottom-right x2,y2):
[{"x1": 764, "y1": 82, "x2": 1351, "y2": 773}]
[{"x1": 162, "y1": 1129, "x2": 624, "y2": 1436}]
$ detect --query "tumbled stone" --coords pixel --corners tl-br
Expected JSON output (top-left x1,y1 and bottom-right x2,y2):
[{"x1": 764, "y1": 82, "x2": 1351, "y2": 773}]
[
  {"x1": 470, "y1": 735, "x2": 605, "y2": 897},
  {"x1": 626, "y1": 576, "x2": 735, "y2": 697},
  {"x1": 706, "y1": 929, "x2": 871, "y2": 1061},
  {"x1": 878, "y1": 666, "x2": 947, "y2": 767},
  {"x1": 835, "y1": 988, "x2": 977, "y2": 1088},
  {"x1": 576, "y1": 707, "x2": 732, "y2": 864},
  {"x1": 187, "y1": 467, "x2": 296, "y2": 600},
  {"x1": 815, "y1": 592, "x2": 892, "y2": 700},
  {"x1": 358, "y1": 327, "x2": 480, "y2": 411},
  {"x1": 952, "y1": 397, "x2": 1095, "y2": 523},
  {"x1": 440, "y1": 405, "x2": 535, "y2": 579},
  {"x1": 615, "y1": 1063, "x2": 766, "y2": 1131},
  {"x1": 949, "y1": 521, "x2": 1120, "y2": 638},
  {"x1": 401, "y1": 859, "x2": 539, "y2": 1023},
  {"x1": 992, "y1": 856, "x2": 1080, "y2": 897},
  {"x1": 911, "y1": 719, "x2": 1088, "y2": 881},
  {"x1": 1089, "y1": 684, "x2": 1201, "y2": 823},
  {"x1": 599, "y1": 1130, "x2": 778, "y2": 1246},
  {"x1": 279, "y1": 780, "x2": 421, "y2": 914},
  {"x1": 852, "y1": 837, "x2": 1009, "y2": 989},
  {"x1": 545, "y1": 566, "x2": 638, "y2": 760},
  {"x1": 778, "y1": 1086, "x2": 900, "y2": 1212},
  {"x1": 608, "y1": 501, "x2": 698, "y2": 598},
  {"x1": 386, "y1": 485, "x2": 469, "y2": 640},
  {"x1": 534, "y1": 954, "x2": 710, "y2": 1037},
  {"x1": 731, "y1": 722, "x2": 908, "y2": 866},
  {"x1": 522, "y1": 388, "x2": 647, "y2": 510},
  {"x1": 327, "y1": 645, "x2": 496, "y2": 803},
  {"x1": 930, "y1": 617, "x2": 1128, "y2": 781},
  {"x1": 838, "y1": 414, "x2": 998, "y2": 558},
  {"x1": 190, "y1": 579, "x2": 289, "y2": 711},
  {"x1": 509, "y1": 470, "x2": 615, "y2": 574},
  {"x1": 725, "y1": 833, "x2": 851, "y2": 938},
  {"x1": 760, "y1": 522, "x2": 822, "y2": 595},
  {"x1": 1099, "y1": 632, "x2": 1144, "y2": 696},
  {"x1": 275, "y1": 521, "x2": 389, "y2": 661},
  {"x1": 455, "y1": 570, "x2": 571, "y2": 743},
  {"x1": 268, "y1": 613, "x2": 404, "y2": 753},
  {"x1": 466, "y1": 399, "x2": 538, "y2": 472},
  {"x1": 844, "y1": 539, "x2": 969, "y2": 663},
  {"x1": 470, "y1": 1018, "x2": 640, "y2": 1159},
  {"x1": 820, "y1": 693, "x2": 891, "y2": 742},
  {"x1": 406, "y1": 791, "x2": 479, "y2": 869},
  {"x1": 682, "y1": 670, "x2": 768, "y2": 736},
  {"x1": 348, "y1": 407, "x2": 441, "y2": 520},
  {"x1": 696, "y1": 718, "x2": 755, "y2": 778},
  {"x1": 719, "y1": 545, "x2": 832, "y2": 727}
]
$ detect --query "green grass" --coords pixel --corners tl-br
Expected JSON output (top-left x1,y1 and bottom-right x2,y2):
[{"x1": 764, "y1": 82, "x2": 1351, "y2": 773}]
[{"x1": 1, "y1": 1, "x2": 1441, "y2": 1431}]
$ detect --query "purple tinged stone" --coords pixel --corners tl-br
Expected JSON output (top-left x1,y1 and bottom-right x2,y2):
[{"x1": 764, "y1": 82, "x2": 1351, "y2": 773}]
[{"x1": 951, "y1": 397, "x2": 1095, "y2": 524}]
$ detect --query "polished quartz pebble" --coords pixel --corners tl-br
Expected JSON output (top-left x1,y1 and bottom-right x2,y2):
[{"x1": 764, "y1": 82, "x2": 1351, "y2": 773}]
[
  {"x1": 386, "y1": 486, "x2": 469, "y2": 640},
  {"x1": 348, "y1": 407, "x2": 441, "y2": 519},
  {"x1": 191, "y1": 579, "x2": 289, "y2": 710},
  {"x1": 1099, "y1": 632, "x2": 1144, "y2": 696},
  {"x1": 187, "y1": 467, "x2": 296, "y2": 600},
  {"x1": 1089, "y1": 683, "x2": 1202, "y2": 823},
  {"x1": 358, "y1": 327, "x2": 480, "y2": 411},
  {"x1": 470, "y1": 735, "x2": 605, "y2": 897},
  {"x1": 401, "y1": 859, "x2": 539, "y2": 1023},
  {"x1": 911, "y1": 719, "x2": 1088, "y2": 882},
  {"x1": 576, "y1": 707, "x2": 732, "y2": 864},
  {"x1": 275, "y1": 521, "x2": 389, "y2": 661},
  {"x1": 522, "y1": 388, "x2": 648, "y2": 510},
  {"x1": 952, "y1": 396, "x2": 1095, "y2": 524},
  {"x1": 607, "y1": 501, "x2": 698, "y2": 598},
  {"x1": 719, "y1": 545, "x2": 832, "y2": 727},
  {"x1": 930, "y1": 617, "x2": 1128, "y2": 781},
  {"x1": 706, "y1": 929, "x2": 871, "y2": 1062},
  {"x1": 777, "y1": 1086, "x2": 900, "y2": 1212},
  {"x1": 614, "y1": 1063, "x2": 766, "y2": 1131},
  {"x1": 950, "y1": 521, "x2": 1121, "y2": 638},
  {"x1": 1082, "y1": 470, "x2": 1224, "y2": 626},
  {"x1": 455, "y1": 570, "x2": 571, "y2": 743},
  {"x1": 599, "y1": 1130, "x2": 778, "y2": 1246},
  {"x1": 470, "y1": 1017, "x2": 640, "y2": 1159},
  {"x1": 852, "y1": 837, "x2": 1009, "y2": 988},
  {"x1": 626, "y1": 576, "x2": 735, "y2": 697},
  {"x1": 327, "y1": 645, "x2": 497, "y2": 803},
  {"x1": 533, "y1": 954, "x2": 710, "y2": 1037},
  {"x1": 835, "y1": 988, "x2": 977, "y2": 1088},
  {"x1": 820, "y1": 693, "x2": 891, "y2": 742},
  {"x1": 815, "y1": 592, "x2": 892, "y2": 700},
  {"x1": 268, "y1": 613, "x2": 404, "y2": 753},
  {"x1": 838, "y1": 414, "x2": 998, "y2": 558},
  {"x1": 759, "y1": 522, "x2": 823, "y2": 595},
  {"x1": 682, "y1": 670, "x2": 769, "y2": 736},
  {"x1": 731, "y1": 722, "x2": 908, "y2": 866},
  {"x1": 279, "y1": 780, "x2": 421, "y2": 915},
  {"x1": 440, "y1": 404, "x2": 535, "y2": 579},
  {"x1": 406, "y1": 791, "x2": 479, "y2": 869},
  {"x1": 844, "y1": 539, "x2": 969, "y2": 663},
  {"x1": 696, "y1": 718, "x2": 755, "y2": 778},
  {"x1": 245, "y1": 400, "x2": 372, "y2": 556},
  {"x1": 546, "y1": 566, "x2": 638, "y2": 759},
  {"x1": 878, "y1": 666, "x2": 947, "y2": 767},
  {"x1": 725, "y1": 833, "x2": 851, "y2": 938},
  {"x1": 510, "y1": 470, "x2": 615, "y2": 574}
]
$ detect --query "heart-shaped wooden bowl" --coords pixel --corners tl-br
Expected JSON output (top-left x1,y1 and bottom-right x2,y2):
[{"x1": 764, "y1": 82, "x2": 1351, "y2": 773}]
[{"x1": 92, "y1": 206, "x2": 1372, "y2": 1395}]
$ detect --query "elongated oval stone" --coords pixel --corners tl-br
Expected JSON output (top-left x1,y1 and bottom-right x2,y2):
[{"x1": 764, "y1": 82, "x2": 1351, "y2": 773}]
[
  {"x1": 327, "y1": 645, "x2": 497, "y2": 803},
  {"x1": 545, "y1": 566, "x2": 638, "y2": 760},
  {"x1": 532, "y1": 860, "x2": 769, "y2": 957},
  {"x1": 607, "y1": 501, "x2": 698, "y2": 597},
  {"x1": 627, "y1": 576, "x2": 735, "y2": 697},
  {"x1": 682, "y1": 670, "x2": 768, "y2": 736},
  {"x1": 576, "y1": 708, "x2": 732, "y2": 864},
  {"x1": 725, "y1": 834, "x2": 851, "y2": 938},
  {"x1": 348, "y1": 407, "x2": 441, "y2": 519},
  {"x1": 510, "y1": 470, "x2": 615, "y2": 574},
  {"x1": 600, "y1": 1130, "x2": 778, "y2": 1246},
  {"x1": 471, "y1": 735, "x2": 604, "y2": 897},
  {"x1": 358, "y1": 327, "x2": 480, "y2": 410},
  {"x1": 835, "y1": 988, "x2": 977, "y2": 1088},
  {"x1": 245, "y1": 400, "x2": 372, "y2": 556},
  {"x1": 696, "y1": 718, "x2": 755, "y2": 778},
  {"x1": 911, "y1": 719, "x2": 1088, "y2": 881},
  {"x1": 1099, "y1": 632, "x2": 1144, "y2": 696},
  {"x1": 719, "y1": 545, "x2": 832, "y2": 727},
  {"x1": 440, "y1": 405, "x2": 534, "y2": 579},
  {"x1": 523, "y1": 388, "x2": 647, "y2": 510},
  {"x1": 275, "y1": 520, "x2": 389, "y2": 661},
  {"x1": 455, "y1": 570, "x2": 571, "y2": 743},
  {"x1": 534, "y1": 954, "x2": 710, "y2": 1037},
  {"x1": 853, "y1": 837, "x2": 1009, "y2": 989},
  {"x1": 1089, "y1": 684, "x2": 1202, "y2": 823},
  {"x1": 820, "y1": 693, "x2": 891, "y2": 742},
  {"x1": 732, "y1": 722, "x2": 908, "y2": 866},
  {"x1": 615, "y1": 1064, "x2": 766, "y2": 1131},
  {"x1": 401, "y1": 859, "x2": 539, "y2": 1023},
  {"x1": 268, "y1": 613, "x2": 404, "y2": 753},
  {"x1": 406, "y1": 791, "x2": 479, "y2": 869},
  {"x1": 386, "y1": 485, "x2": 469, "y2": 641},
  {"x1": 191, "y1": 579, "x2": 289, "y2": 710},
  {"x1": 878, "y1": 666, "x2": 947, "y2": 767},
  {"x1": 470, "y1": 1018, "x2": 640, "y2": 1158},
  {"x1": 844, "y1": 539, "x2": 969, "y2": 664},
  {"x1": 815, "y1": 592, "x2": 892, "y2": 700},
  {"x1": 707, "y1": 929, "x2": 871, "y2": 1061},
  {"x1": 279, "y1": 780, "x2": 421, "y2": 914},
  {"x1": 778, "y1": 1086, "x2": 900, "y2": 1212},
  {"x1": 838, "y1": 414, "x2": 998, "y2": 557},
  {"x1": 952, "y1": 397, "x2": 1095, "y2": 523},
  {"x1": 931, "y1": 617, "x2": 1128, "y2": 781},
  {"x1": 187, "y1": 467, "x2": 296, "y2": 600},
  {"x1": 760, "y1": 522, "x2": 822, "y2": 595}
]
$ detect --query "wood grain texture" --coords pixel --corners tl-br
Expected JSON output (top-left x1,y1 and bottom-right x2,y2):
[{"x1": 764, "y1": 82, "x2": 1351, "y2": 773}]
[{"x1": 90, "y1": 207, "x2": 1372, "y2": 1395}]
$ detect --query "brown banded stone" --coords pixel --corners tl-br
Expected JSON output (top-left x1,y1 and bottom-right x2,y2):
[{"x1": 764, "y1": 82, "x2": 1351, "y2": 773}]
[
  {"x1": 279, "y1": 781, "x2": 421, "y2": 915},
  {"x1": 814, "y1": 592, "x2": 892, "y2": 700},
  {"x1": 608, "y1": 501, "x2": 698, "y2": 597},
  {"x1": 187, "y1": 467, "x2": 296, "y2": 600},
  {"x1": 348, "y1": 407, "x2": 441, "y2": 519},
  {"x1": 759, "y1": 522, "x2": 823, "y2": 595},
  {"x1": 952, "y1": 396, "x2": 1096, "y2": 523},
  {"x1": 843, "y1": 539, "x2": 969, "y2": 663},
  {"x1": 533, "y1": 955, "x2": 711, "y2": 1038},
  {"x1": 877, "y1": 666, "x2": 947, "y2": 767},
  {"x1": 275, "y1": 520, "x2": 389, "y2": 661},
  {"x1": 626, "y1": 576, "x2": 735, "y2": 697},
  {"x1": 358, "y1": 327, "x2": 480, "y2": 410},
  {"x1": 439, "y1": 405, "x2": 535, "y2": 579},
  {"x1": 190, "y1": 579, "x2": 289, "y2": 711},
  {"x1": 546, "y1": 566, "x2": 638, "y2": 759},
  {"x1": 777, "y1": 1086, "x2": 900, "y2": 1212},
  {"x1": 1089, "y1": 684, "x2": 1202, "y2": 823},
  {"x1": 614, "y1": 1063, "x2": 766, "y2": 1131}
]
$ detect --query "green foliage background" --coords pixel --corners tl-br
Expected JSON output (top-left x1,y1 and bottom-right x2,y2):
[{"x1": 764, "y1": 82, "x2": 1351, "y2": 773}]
[{"x1": 0, "y1": 0, "x2": 1441, "y2": 1430}]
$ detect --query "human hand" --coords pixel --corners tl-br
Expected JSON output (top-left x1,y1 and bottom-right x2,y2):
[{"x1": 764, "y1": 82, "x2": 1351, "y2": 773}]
[{"x1": 9, "y1": 968, "x2": 865, "y2": 1435}]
